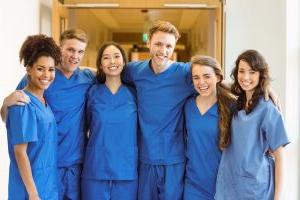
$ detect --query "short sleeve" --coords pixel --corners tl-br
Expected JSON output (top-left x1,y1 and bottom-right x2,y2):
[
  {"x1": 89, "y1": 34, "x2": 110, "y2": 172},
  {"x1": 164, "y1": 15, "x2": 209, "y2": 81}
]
[
  {"x1": 85, "y1": 86, "x2": 95, "y2": 129},
  {"x1": 16, "y1": 75, "x2": 28, "y2": 90},
  {"x1": 262, "y1": 104, "x2": 290, "y2": 151},
  {"x1": 82, "y1": 68, "x2": 96, "y2": 84},
  {"x1": 6, "y1": 105, "x2": 38, "y2": 145},
  {"x1": 122, "y1": 63, "x2": 135, "y2": 86},
  {"x1": 183, "y1": 62, "x2": 195, "y2": 94}
]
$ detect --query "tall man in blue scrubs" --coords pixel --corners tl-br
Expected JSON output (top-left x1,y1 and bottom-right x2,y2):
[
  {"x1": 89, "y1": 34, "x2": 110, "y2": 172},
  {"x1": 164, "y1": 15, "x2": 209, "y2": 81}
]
[
  {"x1": 123, "y1": 20, "x2": 194, "y2": 200},
  {"x1": 1, "y1": 29, "x2": 95, "y2": 200}
]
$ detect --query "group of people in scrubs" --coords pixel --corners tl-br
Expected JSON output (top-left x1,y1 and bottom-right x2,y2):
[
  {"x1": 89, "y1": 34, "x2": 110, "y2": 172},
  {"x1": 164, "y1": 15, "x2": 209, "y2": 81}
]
[{"x1": 1, "y1": 20, "x2": 289, "y2": 200}]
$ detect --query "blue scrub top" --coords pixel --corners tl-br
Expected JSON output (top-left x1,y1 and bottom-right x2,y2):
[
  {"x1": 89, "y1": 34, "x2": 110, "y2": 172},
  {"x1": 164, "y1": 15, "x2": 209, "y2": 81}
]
[
  {"x1": 6, "y1": 90, "x2": 58, "y2": 199},
  {"x1": 215, "y1": 98, "x2": 290, "y2": 200},
  {"x1": 17, "y1": 68, "x2": 95, "y2": 167},
  {"x1": 184, "y1": 97, "x2": 221, "y2": 199},
  {"x1": 82, "y1": 84, "x2": 138, "y2": 180},
  {"x1": 123, "y1": 60, "x2": 194, "y2": 165}
]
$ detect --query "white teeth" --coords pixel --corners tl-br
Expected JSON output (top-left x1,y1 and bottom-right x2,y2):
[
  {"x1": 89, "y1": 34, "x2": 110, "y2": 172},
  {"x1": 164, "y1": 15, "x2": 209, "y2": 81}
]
[
  {"x1": 40, "y1": 80, "x2": 50, "y2": 84},
  {"x1": 108, "y1": 66, "x2": 118, "y2": 70}
]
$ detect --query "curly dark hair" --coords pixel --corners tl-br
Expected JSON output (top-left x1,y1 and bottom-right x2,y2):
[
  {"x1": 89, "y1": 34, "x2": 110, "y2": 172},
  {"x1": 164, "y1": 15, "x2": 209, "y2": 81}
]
[
  {"x1": 19, "y1": 34, "x2": 61, "y2": 67},
  {"x1": 96, "y1": 41, "x2": 127, "y2": 83},
  {"x1": 191, "y1": 55, "x2": 236, "y2": 149},
  {"x1": 231, "y1": 49, "x2": 270, "y2": 114}
]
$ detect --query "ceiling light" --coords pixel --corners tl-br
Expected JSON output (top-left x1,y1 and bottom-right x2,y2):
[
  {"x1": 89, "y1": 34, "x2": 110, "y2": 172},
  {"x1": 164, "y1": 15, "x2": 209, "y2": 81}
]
[
  {"x1": 64, "y1": 3, "x2": 120, "y2": 8},
  {"x1": 164, "y1": 3, "x2": 207, "y2": 8}
]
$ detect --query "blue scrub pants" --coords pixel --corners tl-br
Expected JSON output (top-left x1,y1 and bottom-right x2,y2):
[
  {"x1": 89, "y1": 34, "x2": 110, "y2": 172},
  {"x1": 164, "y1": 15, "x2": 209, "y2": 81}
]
[
  {"x1": 81, "y1": 179, "x2": 138, "y2": 200},
  {"x1": 58, "y1": 164, "x2": 82, "y2": 200},
  {"x1": 138, "y1": 162, "x2": 185, "y2": 200},
  {"x1": 184, "y1": 179, "x2": 213, "y2": 200}
]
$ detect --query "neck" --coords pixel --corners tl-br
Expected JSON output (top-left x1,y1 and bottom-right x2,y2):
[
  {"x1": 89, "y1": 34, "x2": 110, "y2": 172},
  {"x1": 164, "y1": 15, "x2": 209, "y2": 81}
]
[
  {"x1": 151, "y1": 60, "x2": 174, "y2": 74},
  {"x1": 24, "y1": 84, "x2": 45, "y2": 104},
  {"x1": 105, "y1": 76, "x2": 122, "y2": 94},
  {"x1": 57, "y1": 65, "x2": 75, "y2": 79},
  {"x1": 245, "y1": 90, "x2": 254, "y2": 109},
  {"x1": 197, "y1": 93, "x2": 217, "y2": 107}
]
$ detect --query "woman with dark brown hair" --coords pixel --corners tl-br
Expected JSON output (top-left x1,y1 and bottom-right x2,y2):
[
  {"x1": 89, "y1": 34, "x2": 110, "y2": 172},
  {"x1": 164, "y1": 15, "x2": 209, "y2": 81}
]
[
  {"x1": 215, "y1": 50, "x2": 289, "y2": 200},
  {"x1": 81, "y1": 42, "x2": 138, "y2": 200},
  {"x1": 6, "y1": 34, "x2": 61, "y2": 199},
  {"x1": 183, "y1": 55, "x2": 235, "y2": 199}
]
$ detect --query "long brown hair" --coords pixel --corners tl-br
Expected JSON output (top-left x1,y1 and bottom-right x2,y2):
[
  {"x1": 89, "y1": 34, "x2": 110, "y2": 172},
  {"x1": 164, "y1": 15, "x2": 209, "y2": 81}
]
[
  {"x1": 231, "y1": 49, "x2": 270, "y2": 114},
  {"x1": 191, "y1": 55, "x2": 236, "y2": 149}
]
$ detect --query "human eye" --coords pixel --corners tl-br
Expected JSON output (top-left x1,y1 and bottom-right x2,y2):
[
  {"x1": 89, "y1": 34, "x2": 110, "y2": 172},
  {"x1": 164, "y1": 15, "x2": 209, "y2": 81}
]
[
  {"x1": 238, "y1": 69, "x2": 244, "y2": 73},
  {"x1": 192, "y1": 75, "x2": 199, "y2": 80},
  {"x1": 166, "y1": 44, "x2": 173, "y2": 49},
  {"x1": 78, "y1": 50, "x2": 85, "y2": 55},
  {"x1": 37, "y1": 67, "x2": 44, "y2": 71},
  {"x1": 49, "y1": 67, "x2": 55, "y2": 72}
]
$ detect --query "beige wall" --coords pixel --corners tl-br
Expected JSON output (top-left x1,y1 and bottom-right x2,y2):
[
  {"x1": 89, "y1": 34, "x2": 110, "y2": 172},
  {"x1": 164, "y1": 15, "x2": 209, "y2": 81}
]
[
  {"x1": 68, "y1": 9, "x2": 110, "y2": 69},
  {"x1": 0, "y1": 0, "x2": 43, "y2": 198}
]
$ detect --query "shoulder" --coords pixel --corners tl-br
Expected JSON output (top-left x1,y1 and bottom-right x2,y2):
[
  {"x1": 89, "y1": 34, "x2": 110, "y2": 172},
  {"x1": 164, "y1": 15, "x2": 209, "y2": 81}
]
[
  {"x1": 123, "y1": 85, "x2": 137, "y2": 102},
  {"x1": 173, "y1": 61, "x2": 191, "y2": 72},
  {"x1": 79, "y1": 68, "x2": 96, "y2": 82},
  {"x1": 128, "y1": 60, "x2": 150, "y2": 71},
  {"x1": 185, "y1": 96, "x2": 195, "y2": 109},
  {"x1": 258, "y1": 98, "x2": 280, "y2": 114},
  {"x1": 88, "y1": 84, "x2": 103, "y2": 96},
  {"x1": 8, "y1": 103, "x2": 35, "y2": 121}
]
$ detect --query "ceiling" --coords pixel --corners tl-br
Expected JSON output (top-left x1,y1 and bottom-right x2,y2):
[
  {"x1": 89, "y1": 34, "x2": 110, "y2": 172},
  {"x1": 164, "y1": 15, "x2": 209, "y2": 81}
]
[
  {"x1": 63, "y1": 0, "x2": 219, "y2": 8},
  {"x1": 84, "y1": 8, "x2": 210, "y2": 32}
]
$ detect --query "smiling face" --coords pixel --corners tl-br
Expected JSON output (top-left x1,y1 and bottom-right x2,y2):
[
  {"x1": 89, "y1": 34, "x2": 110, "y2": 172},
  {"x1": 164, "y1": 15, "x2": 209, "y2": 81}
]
[
  {"x1": 192, "y1": 64, "x2": 220, "y2": 98},
  {"x1": 27, "y1": 56, "x2": 55, "y2": 93},
  {"x1": 147, "y1": 31, "x2": 176, "y2": 70},
  {"x1": 100, "y1": 45, "x2": 125, "y2": 79},
  {"x1": 237, "y1": 60, "x2": 260, "y2": 96},
  {"x1": 60, "y1": 38, "x2": 86, "y2": 76}
]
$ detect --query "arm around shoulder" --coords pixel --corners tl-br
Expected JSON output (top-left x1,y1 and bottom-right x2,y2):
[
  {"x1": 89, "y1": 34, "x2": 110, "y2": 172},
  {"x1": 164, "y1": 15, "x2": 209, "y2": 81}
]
[{"x1": 1, "y1": 90, "x2": 30, "y2": 122}]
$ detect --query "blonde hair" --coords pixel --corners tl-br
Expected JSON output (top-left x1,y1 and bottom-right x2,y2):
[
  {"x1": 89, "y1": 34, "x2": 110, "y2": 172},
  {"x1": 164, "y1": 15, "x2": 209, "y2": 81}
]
[
  {"x1": 59, "y1": 29, "x2": 88, "y2": 45},
  {"x1": 148, "y1": 20, "x2": 180, "y2": 41}
]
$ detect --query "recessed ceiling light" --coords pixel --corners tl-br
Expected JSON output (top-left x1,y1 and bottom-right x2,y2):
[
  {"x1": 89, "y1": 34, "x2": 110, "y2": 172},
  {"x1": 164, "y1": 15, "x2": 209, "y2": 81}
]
[{"x1": 64, "y1": 3, "x2": 120, "y2": 8}]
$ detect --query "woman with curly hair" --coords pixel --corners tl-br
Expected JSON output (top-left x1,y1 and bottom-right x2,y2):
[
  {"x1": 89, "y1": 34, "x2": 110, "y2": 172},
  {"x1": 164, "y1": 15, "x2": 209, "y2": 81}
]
[
  {"x1": 215, "y1": 50, "x2": 289, "y2": 200},
  {"x1": 6, "y1": 34, "x2": 61, "y2": 200}
]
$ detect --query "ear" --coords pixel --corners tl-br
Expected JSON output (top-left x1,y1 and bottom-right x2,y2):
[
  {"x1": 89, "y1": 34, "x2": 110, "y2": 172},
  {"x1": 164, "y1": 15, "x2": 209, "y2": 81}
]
[
  {"x1": 26, "y1": 66, "x2": 31, "y2": 74},
  {"x1": 216, "y1": 75, "x2": 222, "y2": 83},
  {"x1": 147, "y1": 39, "x2": 151, "y2": 49}
]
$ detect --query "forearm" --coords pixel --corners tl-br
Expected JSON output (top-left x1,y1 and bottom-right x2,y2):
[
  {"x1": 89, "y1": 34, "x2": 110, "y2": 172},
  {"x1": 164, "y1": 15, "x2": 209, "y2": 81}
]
[
  {"x1": 274, "y1": 147, "x2": 283, "y2": 200},
  {"x1": 14, "y1": 146, "x2": 39, "y2": 197}
]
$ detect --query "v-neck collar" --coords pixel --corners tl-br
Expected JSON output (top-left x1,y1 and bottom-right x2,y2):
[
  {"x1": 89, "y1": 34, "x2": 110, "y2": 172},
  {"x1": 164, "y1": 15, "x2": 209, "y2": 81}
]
[
  {"x1": 148, "y1": 60, "x2": 176, "y2": 76},
  {"x1": 193, "y1": 97, "x2": 218, "y2": 117},
  {"x1": 56, "y1": 67, "x2": 79, "y2": 80},
  {"x1": 103, "y1": 84, "x2": 123, "y2": 96},
  {"x1": 23, "y1": 90, "x2": 48, "y2": 109}
]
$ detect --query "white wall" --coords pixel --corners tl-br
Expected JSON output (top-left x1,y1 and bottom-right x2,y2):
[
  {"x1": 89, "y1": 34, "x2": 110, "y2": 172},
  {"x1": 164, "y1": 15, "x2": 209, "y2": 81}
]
[
  {"x1": 0, "y1": 0, "x2": 51, "y2": 198},
  {"x1": 225, "y1": 0, "x2": 300, "y2": 199}
]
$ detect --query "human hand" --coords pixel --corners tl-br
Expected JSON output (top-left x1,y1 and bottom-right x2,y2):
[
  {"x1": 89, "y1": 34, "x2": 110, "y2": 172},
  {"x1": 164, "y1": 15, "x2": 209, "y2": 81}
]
[
  {"x1": 3, "y1": 90, "x2": 30, "y2": 107},
  {"x1": 264, "y1": 86, "x2": 282, "y2": 111}
]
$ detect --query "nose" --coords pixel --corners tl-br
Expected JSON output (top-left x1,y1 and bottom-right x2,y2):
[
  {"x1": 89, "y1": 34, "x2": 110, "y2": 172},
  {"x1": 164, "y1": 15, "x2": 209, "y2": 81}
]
[
  {"x1": 43, "y1": 69, "x2": 50, "y2": 78},
  {"x1": 199, "y1": 78, "x2": 205, "y2": 84},
  {"x1": 159, "y1": 45, "x2": 167, "y2": 55},
  {"x1": 71, "y1": 51, "x2": 79, "y2": 59},
  {"x1": 109, "y1": 57, "x2": 115, "y2": 64}
]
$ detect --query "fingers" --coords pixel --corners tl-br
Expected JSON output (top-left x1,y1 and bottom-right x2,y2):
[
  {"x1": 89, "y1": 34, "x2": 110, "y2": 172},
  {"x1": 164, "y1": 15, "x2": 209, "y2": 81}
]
[
  {"x1": 264, "y1": 91, "x2": 269, "y2": 101},
  {"x1": 4, "y1": 90, "x2": 30, "y2": 107}
]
